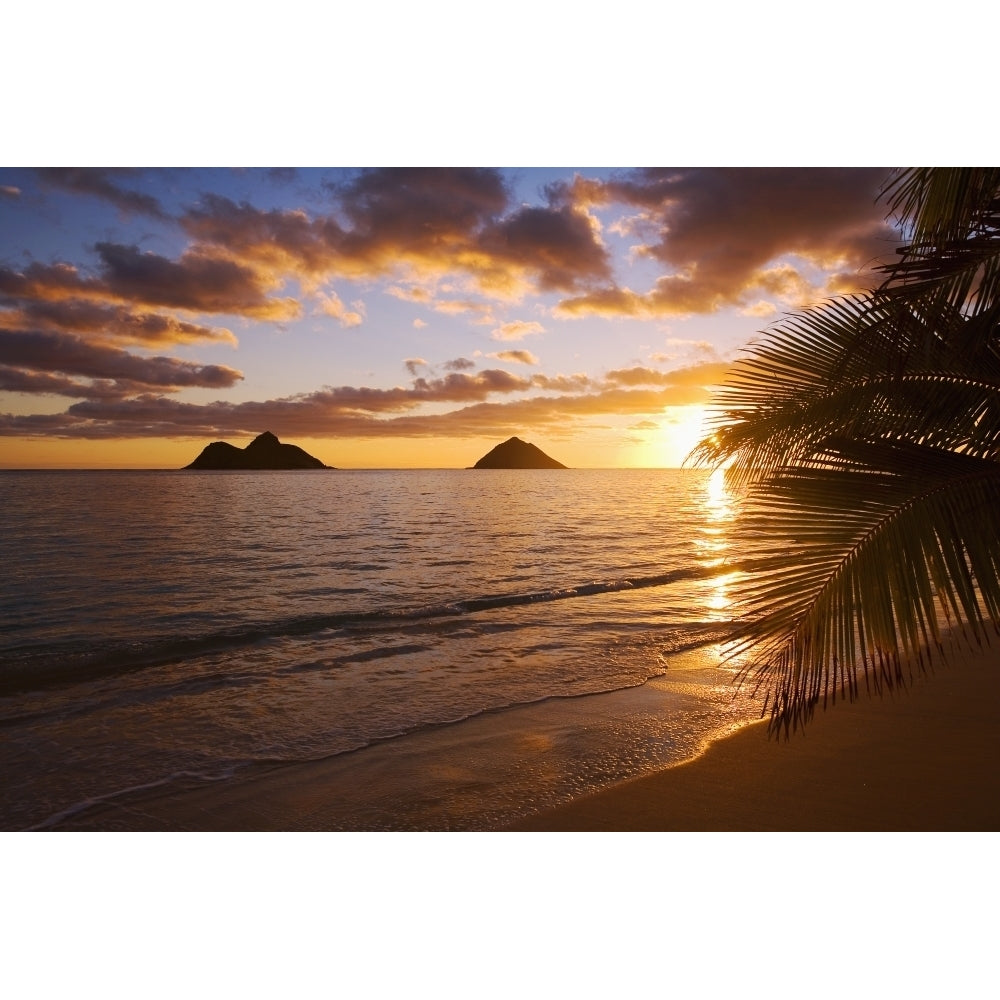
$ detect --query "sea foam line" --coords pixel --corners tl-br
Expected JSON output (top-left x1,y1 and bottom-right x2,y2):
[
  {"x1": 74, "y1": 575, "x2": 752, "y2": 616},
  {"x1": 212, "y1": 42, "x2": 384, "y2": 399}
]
[{"x1": 1, "y1": 565, "x2": 719, "y2": 696}]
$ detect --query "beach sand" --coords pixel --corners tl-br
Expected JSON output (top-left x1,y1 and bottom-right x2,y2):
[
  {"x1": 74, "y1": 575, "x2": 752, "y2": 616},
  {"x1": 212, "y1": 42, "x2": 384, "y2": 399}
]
[
  {"x1": 54, "y1": 640, "x2": 999, "y2": 832},
  {"x1": 513, "y1": 640, "x2": 1000, "y2": 831}
]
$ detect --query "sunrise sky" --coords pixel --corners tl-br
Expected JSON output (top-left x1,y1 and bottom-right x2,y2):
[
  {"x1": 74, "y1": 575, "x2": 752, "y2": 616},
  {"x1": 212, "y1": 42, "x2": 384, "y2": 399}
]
[{"x1": 0, "y1": 166, "x2": 902, "y2": 468}]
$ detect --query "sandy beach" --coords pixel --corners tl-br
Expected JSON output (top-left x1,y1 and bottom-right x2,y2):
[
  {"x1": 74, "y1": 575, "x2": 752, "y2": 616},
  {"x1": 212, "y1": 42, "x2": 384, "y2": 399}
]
[
  {"x1": 49, "y1": 637, "x2": 998, "y2": 832},
  {"x1": 514, "y1": 639, "x2": 1000, "y2": 831}
]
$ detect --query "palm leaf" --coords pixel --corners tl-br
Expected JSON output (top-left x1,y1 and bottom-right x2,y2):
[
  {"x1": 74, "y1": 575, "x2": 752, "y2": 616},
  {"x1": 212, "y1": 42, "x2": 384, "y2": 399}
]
[
  {"x1": 692, "y1": 168, "x2": 1000, "y2": 732},
  {"x1": 728, "y1": 444, "x2": 1000, "y2": 733}
]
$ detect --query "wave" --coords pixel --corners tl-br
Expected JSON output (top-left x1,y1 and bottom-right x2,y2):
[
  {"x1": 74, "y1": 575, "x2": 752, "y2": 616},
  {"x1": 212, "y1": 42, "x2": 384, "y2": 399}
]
[{"x1": 0, "y1": 565, "x2": 720, "y2": 697}]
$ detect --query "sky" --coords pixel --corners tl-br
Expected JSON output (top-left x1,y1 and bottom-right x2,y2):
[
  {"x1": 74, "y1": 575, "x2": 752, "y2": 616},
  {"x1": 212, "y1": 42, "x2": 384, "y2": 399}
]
[{"x1": 0, "y1": 166, "x2": 902, "y2": 468}]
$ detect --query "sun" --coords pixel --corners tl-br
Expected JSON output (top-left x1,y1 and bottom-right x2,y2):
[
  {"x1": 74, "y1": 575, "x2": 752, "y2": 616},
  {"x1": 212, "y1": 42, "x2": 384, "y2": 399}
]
[{"x1": 659, "y1": 405, "x2": 710, "y2": 467}]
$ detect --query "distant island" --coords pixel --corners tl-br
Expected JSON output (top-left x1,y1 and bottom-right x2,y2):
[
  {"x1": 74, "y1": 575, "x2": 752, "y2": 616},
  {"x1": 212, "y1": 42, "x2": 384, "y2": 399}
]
[
  {"x1": 184, "y1": 431, "x2": 331, "y2": 470},
  {"x1": 471, "y1": 436, "x2": 568, "y2": 469}
]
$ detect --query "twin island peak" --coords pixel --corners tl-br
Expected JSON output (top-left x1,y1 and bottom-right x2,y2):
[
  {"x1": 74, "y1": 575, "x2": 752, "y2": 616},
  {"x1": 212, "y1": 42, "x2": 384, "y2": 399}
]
[{"x1": 183, "y1": 432, "x2": 567, "y2": 470}]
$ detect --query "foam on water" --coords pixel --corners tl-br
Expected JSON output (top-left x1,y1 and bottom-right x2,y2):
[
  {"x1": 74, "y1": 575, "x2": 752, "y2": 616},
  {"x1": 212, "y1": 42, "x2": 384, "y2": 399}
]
[{"x1": 1, "y1": 468, "x2": 756, "y2": 830}]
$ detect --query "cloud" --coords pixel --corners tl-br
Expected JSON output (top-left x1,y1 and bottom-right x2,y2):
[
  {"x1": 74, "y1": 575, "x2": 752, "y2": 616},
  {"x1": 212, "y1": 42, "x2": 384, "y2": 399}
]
[
  {"x1": 404, "y1": 357, "x2": 428, "y2": 376},
  {"x1": 35, "y1": 168, "x2": 167, "y2": 219},
  {"x1": 554, "y1": 168, "x2": 899, "y2": 317},
  {"x1": 490, "y1": 320, "x2": 545, "y2": 341},
  {"x1": 477, "y1": 203, "x2": 612, "y2": 292},
  {"x1": 387, "y1": 285, "x2": 432, "y2": 302},
  {"x1": 441, "y1": 357, "x2": 476, "y2": 372},
  {"x1": 0, "y1": 329, "x2": 243, "y2": 399},
  {"x1": 1, "y1": 355, "x2": 732, "y2": 442},
  {"x1": 93, "y1": 243, "x2": 299, "y2": 318},
  {"x1": 490, "y1": 349, "x2": 539, "y2": 366},
  {"x1": 530, "y1": 373, "x2": 593, "y2": 392},
  {"x1": 0, "y1": 247, "x2": 299, "y2": 321},
  {"x1": 2, "y1": 377, "x2": 721, "y2": 441},
  {"x1": 0, "y1": 299, "x2": 237, "y2": 347},
  {"x1": 0, "y1": 364, "x2": 128, "y2": 400},
  {"x1": 433, "y1": 299, "x2": 493, "y2": 316},
  {"x1": 413, "y1": 318, "x2": 427, "y2": 328},
  {"x1": 316, "y1": 291, "x2": 364, "y2": 327},
  {"x1": 740, "y1": 300, "x2": 778, "y2": 318},
  {"x1": 603, "y1": 362, "x2": 730, "y2": 388},
  {"x1": 0, "y1": 185, "x2": 21, "y2": 199},
  {"x1": 408, "y1": 369, "x2": 532, "y2": 401},
  {"x1": 180, "y1": 168, "x2": 613, "y2": 302}
]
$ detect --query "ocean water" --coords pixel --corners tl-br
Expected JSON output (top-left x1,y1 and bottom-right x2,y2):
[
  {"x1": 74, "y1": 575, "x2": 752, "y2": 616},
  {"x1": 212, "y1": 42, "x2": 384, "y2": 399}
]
[{"x1": 0, "y1": 467, "x2": 761, "y2": 830}]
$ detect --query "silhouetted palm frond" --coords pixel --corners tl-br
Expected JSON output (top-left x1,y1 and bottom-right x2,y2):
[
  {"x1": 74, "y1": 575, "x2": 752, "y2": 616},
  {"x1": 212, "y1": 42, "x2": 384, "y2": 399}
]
[{"x1": 694, "y1": 168, "x2": 1000, "y2": 732}]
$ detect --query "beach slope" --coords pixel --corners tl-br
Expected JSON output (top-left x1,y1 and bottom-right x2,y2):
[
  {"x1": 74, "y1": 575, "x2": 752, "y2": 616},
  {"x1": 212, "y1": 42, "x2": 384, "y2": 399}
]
[{"x1": 513, "y1": 642, "x2": 1000, "y2": 831}]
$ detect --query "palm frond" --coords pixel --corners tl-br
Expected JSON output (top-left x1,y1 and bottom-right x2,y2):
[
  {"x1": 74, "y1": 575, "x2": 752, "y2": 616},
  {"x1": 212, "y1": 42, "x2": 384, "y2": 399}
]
[
  {"x1": 690, "y1": 295, "x2": 1000, "y2": 486},
  {"x1": 881, "y1": 167, "x2": 1000, "y2": 246},
  {"x1": 730, "y1": 445, "x2": 1000, "y2": 733},
  {"x1": 691, "y1": 167, "x2": 1000, "y2": 732},
  {"x1": 878, "y1": 167, "x2": 1000, "y2": 317}
]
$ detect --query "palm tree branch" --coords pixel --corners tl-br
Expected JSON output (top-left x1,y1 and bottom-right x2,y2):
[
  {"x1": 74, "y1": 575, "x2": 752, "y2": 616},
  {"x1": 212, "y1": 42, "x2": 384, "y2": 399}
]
[{"x1": 727, "y1": 450, "x2": 1000, "y2": 733}]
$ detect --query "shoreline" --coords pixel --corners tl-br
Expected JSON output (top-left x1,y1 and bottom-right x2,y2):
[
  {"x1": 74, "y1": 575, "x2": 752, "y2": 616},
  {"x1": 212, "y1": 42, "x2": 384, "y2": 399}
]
[
  {"x1": 44, "y1": 645, "x2": 756, "y2": 831},
  {"x1": 42, "y1": 640, "x2": 999, "y2": 832},
  {"x1": 512, "y1": 640, "x2": 1000, "y2": 831}
]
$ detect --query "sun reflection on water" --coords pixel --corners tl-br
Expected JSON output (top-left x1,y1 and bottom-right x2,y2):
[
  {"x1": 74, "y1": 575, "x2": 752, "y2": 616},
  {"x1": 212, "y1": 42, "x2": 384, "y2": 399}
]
[{"x1": 698, "y1": 466, "x2": 738, "y2": 619}]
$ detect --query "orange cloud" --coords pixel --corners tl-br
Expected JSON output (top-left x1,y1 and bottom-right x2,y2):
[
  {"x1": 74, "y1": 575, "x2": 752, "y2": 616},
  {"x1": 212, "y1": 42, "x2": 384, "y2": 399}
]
[
  {"x1": 604, "y1": 361, "x2": 730, "y2": 388},
  {"x1": 490, "y1": 320, "x2": 545, "y2": 341},
  {"x1": 316, "y1": 291, "x2": 364, "y2": 327},
  {"x1": 490, "y1": 350, "x2": 539, "y2": 366}
]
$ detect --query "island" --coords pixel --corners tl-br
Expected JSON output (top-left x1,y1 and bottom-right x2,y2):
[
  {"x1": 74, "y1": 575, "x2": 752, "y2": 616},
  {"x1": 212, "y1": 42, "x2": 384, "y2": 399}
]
[
  {"x1": 184, "y1": 431, "x2": 332, "y2": 470},
  {"x1": 471, "y1": 436, "x2": 568, "y2": 469}
]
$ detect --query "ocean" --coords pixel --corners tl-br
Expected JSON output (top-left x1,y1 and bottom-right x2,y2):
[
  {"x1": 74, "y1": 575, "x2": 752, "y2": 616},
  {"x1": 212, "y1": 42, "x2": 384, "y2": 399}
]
[{"x1": 1, "y1": 467, "x2": 762, "y2": 830}]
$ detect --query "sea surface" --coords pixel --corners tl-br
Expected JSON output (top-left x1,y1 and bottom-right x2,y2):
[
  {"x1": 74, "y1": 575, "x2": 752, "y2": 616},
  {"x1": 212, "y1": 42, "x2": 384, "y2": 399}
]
[{"x1": 1, "y1": 467, "x2": 763, "y2": 830}]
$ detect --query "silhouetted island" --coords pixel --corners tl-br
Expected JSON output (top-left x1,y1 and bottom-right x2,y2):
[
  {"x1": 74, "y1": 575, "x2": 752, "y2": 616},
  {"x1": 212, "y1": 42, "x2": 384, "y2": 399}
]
[
  {"x1": 471, "y1": 436, "x2": 568, "y2": 469},
  {"x1": 184, "y1": 431, "x2": 331, "y2": 470}
]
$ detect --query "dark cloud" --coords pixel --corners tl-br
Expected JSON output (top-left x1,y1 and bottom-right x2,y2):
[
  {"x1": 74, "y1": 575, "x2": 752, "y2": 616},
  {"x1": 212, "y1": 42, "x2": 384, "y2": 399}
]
[
  {"x1": 478, "y1": 203, "x2": 612, "y2": 291},
  {"x1": 334, "y1": 167, "x2": 508, "y2": 250},
  {"x1": 1, "y1": 358, "x2": 725, "y2": 440},
  {"x1": 0, "y1": 185, "x2": 21, "y2": 199},
  {"x1": 94, "y1": 242, "x2": 298, "y2": 318},
  {"x1": 557, "y1": 167, "x2": 898, "y2": 316},
  {"x1": 180, "y1": 168, "x2": 611, "y2": 299},
  {"x1": 441, "y1": 357, "x2": 476, "y2": 372},
  {"x1": 36, "y1": 168, "x2": 167, "y2": 219},
  {"x1": 182, "y1": 194, "x2": 337, "y2": 274},
  {"x1": 0, "y1": 329, "x2": 243, "y2": 398},
  {"x1": 0, "y1": 364, "x2": 120, "y2": 399},
  {"x1": 0, "y1": 384, "x2": 701, "y2": 440},
  {"x1": 0, "y1": 248, "x2": 298, "y2": 321},
  {"x1": 409, "y1": 369, "x2": 532, "y2": 401},
  {"x1": 0, "y1": 298, "x2": 236, "y2": 347}
]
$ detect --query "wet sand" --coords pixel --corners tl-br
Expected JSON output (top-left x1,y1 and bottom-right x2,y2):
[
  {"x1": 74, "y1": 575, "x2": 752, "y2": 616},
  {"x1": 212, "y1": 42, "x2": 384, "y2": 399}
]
[
  {"x1": 51, "y1": 640, "x2": 999, "y2": 832},
  {"x1": 513, "y1": 641, "x2": 1000, "y2": 831}
]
